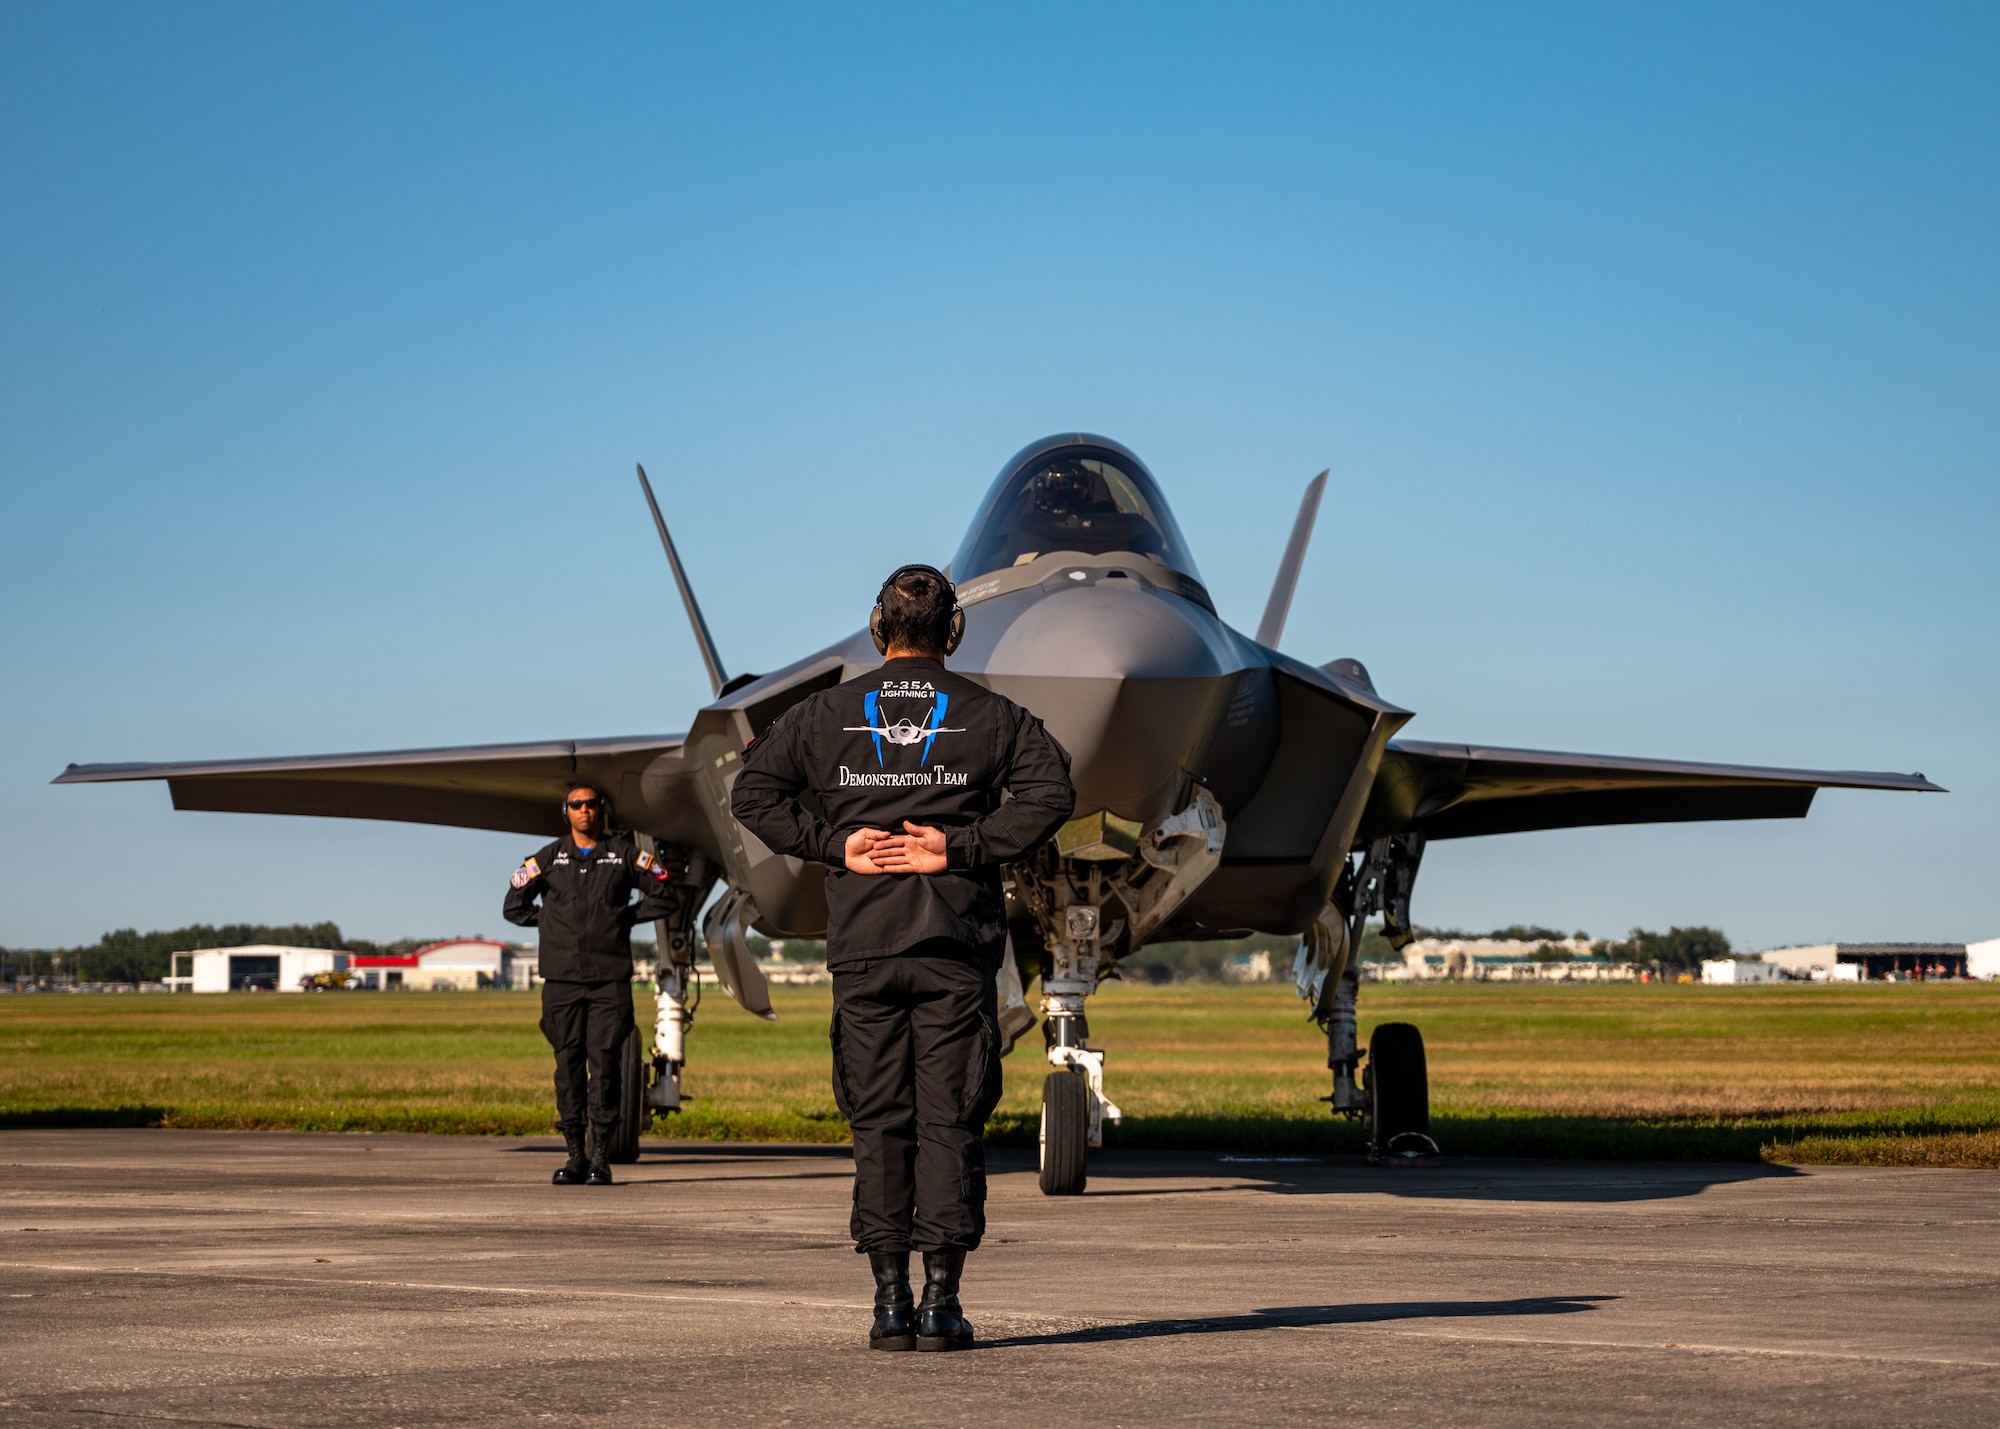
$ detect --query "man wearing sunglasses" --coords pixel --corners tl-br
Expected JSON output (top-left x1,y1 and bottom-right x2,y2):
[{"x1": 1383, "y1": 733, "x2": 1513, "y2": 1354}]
[{"x1": 503, "y1": 780, "x2": 676, "y2": 1186}]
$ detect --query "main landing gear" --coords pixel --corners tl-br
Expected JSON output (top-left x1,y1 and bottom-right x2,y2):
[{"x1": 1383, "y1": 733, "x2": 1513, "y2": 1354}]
[
  {"x1": 1296, "y1": 834, "x2": 1438, "y2": 1165},
  {"x1": 628, "y1": 840, "x2": 718, "y2": 1161}
]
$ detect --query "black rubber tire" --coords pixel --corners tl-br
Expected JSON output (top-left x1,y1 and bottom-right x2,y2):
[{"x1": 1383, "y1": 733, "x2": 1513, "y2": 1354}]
[
  {"x1": 1039, "y1": 1070, "x2": 1089, "y2": 1196},
  {"x1": 1367, "y1": 1021, "x2": 1430, "y2": 1148},
  {"x1": 609, "y1": 1023, "x2": 647, "y2": 1164}
]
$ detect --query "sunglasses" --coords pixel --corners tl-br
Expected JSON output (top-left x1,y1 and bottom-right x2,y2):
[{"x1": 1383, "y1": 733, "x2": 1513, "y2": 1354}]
[{"x1": 566, "y1": 798, "x2": 603, "y2": 811}]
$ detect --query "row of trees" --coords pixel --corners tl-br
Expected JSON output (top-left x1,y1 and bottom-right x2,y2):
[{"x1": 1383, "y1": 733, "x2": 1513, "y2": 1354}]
[
  {"x1": 0, "y1": 923, "x2": 448, "y2": 984},
  {"x1": 1412, "y1": 922, "x2": 1734, "y2": 971},
  {"x1": 1124, "y1": 922, "x2": 1736, "y2": 980},
  {"x1": 3, "y1": 917, "x2": 1738, "y2": 985}
]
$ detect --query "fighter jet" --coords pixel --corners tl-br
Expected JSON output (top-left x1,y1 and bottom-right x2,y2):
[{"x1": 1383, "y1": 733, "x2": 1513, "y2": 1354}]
[{"x1": 55, "y1": 434, "x2": 1941, "y2": 1192}]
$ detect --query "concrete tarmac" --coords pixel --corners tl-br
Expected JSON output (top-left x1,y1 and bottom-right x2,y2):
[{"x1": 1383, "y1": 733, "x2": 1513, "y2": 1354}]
[{"x1": 1, "y1": 1131, "x2": 1995, "y2": 1427}]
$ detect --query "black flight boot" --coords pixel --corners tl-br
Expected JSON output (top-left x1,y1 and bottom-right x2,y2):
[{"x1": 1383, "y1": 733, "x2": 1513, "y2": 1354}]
[
  {"x1": 552, "y1": 1128, "x2": 588, "y2": 1186},
  {"x1": 585, "y1": 1126, "x2": 615, "y2": 1186},
  {"x1": 916, "y1": 1249, "x2": 972, "y2": 1351},
  {"x1": 867, "y1": 1251, "x2": 915, "y2": 1352}
]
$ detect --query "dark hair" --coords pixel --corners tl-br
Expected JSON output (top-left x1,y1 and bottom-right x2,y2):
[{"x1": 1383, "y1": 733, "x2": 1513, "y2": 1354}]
[
  {"x1": 564, "y1": 780, "x2": 609, "y2": 803},
  {"x1": 878, "y1": 566, "x2": 957, "y2": 654}
]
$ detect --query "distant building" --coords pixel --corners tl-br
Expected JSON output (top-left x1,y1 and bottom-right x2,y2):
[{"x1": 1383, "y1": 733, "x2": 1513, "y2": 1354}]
[
  {"x1": 1760, "y1": 943, "x2": 1968, "y2": 981},
  {"x1": 1701, "y1": 959, "x2": 1781, "y2": 985},
  {"x1": 1388, "y1": 937, "x2": 1631, "y2": 982},
  {"x1": 349, "y1": 939, "x2": 515, "y2": 991},
  {"x1": 168, "y1": 945, "x2": 348, "y2": 993},
  {"x1": 1964, "y1": 938, "x2": 2000, "y2": 980}
]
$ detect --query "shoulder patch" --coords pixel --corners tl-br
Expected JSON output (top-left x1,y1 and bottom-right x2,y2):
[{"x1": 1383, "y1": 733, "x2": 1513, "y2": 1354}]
[{"x1": 511, "y1": 856, "x2": 541, "y2": 890}]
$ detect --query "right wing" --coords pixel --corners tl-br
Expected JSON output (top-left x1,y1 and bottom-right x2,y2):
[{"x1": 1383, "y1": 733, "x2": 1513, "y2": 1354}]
[
  {"x1": 53, "y1": 734, "x2": 694, "y2": 842},
  {"x1": 1362, "y1": 739, "x2": 1943, "y2": 842}
]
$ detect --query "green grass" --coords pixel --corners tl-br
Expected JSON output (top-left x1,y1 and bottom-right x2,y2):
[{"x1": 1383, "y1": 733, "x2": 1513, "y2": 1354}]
[{"x1": 2, "y1": 981, "x2": 1996, "y2": 1166}]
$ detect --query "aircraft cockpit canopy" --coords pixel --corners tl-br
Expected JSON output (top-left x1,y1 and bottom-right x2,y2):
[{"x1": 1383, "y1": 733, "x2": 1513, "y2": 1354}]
[{"x1": 951, "y1": 442, "x2": 1202, "y2": 584}]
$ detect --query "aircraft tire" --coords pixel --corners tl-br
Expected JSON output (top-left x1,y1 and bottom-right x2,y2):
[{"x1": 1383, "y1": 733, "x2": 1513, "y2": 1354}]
[
  {"x1": 1366, "y1": 1021, "x2": 1430, "y2": 1151},
  {"x1": 1039, "y1": 1070, "x2": 1089, "y2": 1196},
  {"x1": 609, "y1": 1023, "x2": 647, "y2": 1163}
]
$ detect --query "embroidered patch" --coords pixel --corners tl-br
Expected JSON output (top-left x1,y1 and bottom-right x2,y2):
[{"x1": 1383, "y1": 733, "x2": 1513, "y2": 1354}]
[{"x1": 511, "y1": 856, "x2": 541, "y2": 889}]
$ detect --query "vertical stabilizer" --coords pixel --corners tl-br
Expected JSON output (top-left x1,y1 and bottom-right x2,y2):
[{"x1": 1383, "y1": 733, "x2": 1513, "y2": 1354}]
[
  {"x1": 636, "y1": 464, "x2": 728, "y2": 697},
  {"x1": 1254, "y1": 469, "x2": 1329, "y2": 649}
]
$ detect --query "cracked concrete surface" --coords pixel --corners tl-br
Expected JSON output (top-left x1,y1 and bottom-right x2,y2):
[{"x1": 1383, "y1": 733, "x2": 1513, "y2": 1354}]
[{"x1": 0, "y1": 1131, "x2": 1995, "y2": 1426}]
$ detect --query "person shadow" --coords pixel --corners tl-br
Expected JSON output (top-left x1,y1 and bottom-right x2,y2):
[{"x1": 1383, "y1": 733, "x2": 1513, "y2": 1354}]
[{"x1": 976, "y1": 1293, "x2": 1615, "y2": 1348}]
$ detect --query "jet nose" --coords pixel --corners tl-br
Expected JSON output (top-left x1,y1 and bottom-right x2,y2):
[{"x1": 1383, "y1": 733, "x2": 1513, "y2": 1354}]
[
  {"x1": 980, "y1": 576, "x2": 1248, "y2": 825},
  {"x1": 986, "y1": 577, "x2": 1235, "y2": 680}
]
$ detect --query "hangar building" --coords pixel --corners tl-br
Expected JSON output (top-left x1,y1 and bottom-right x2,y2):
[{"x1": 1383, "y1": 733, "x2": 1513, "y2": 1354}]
[
  {"x1": 167, "y1": 945, "x2": 348, "y2": 992},
  {"x1": 349, "y1": 939, "x2": 516, "y2": 990},
  {"x1": 1761, "y1": 943, "x2": 1969, "y2": 980}
]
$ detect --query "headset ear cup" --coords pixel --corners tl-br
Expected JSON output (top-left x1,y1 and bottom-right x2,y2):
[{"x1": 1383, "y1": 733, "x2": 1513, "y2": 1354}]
[
  {"x1": 869, "y1": 606, "x2": 888, "y2": 655},
  {"x1": 945, "y1": 608, "x2": 965, "y2": 656}
]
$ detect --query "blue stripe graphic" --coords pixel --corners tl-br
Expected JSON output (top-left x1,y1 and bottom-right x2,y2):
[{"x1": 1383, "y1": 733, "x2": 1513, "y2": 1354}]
[{"x1": 919, "y1": 692, "x2": 949, "y2": 764}]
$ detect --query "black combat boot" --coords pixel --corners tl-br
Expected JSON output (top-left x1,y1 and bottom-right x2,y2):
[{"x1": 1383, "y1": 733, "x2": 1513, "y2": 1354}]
[
  {"x1": 867, "y1": 1251, "x2": 915, "y2": 1351},
  {"x1": 585, "y1": 1126, "x2": 615, "y2": 1185},
  {"x1": 915, "y1": 1249, "x2": 972, "y2": 1351},
  {"x1": 552, "y1": 1128, "x2": 588, "y2": 1186}
]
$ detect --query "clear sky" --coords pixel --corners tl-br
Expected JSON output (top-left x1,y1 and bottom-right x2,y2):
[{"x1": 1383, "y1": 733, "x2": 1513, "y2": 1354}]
[{"x1": 3, "y1": 4, "x2": 1994, "y2": 951}]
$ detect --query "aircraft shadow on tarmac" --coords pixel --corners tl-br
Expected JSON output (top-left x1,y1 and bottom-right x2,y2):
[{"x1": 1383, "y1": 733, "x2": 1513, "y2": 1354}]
[
  {"x1": 528, "y1": 1142, "x2": 1802, "y2": 1205},
  {"x1": 984, "y1": 1147, "x2": 1804, "y2": 1203},
  {"x1": 977, "y1": 1294, "x2": 1618, "y2": 1349}
]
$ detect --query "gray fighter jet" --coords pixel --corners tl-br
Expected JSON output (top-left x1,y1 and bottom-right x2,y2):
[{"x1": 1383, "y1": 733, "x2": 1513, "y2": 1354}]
[{"x1": 56, "y1": 434, "x2": 1941, "y2": 1191}]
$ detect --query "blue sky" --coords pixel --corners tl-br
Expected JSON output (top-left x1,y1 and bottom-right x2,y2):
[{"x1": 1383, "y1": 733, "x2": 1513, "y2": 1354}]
[{"x1": 3, "y1": 3, "x2": 1994, "y2": 950}]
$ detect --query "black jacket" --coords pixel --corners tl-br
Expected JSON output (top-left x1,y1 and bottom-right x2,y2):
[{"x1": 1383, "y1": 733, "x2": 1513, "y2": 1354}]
[
  {"x1": 731, "y1": 656, "x2": 1075, "y2": 967},
  {"x1": 502, "y1": 831, "x2": 677, "y2": 983}
]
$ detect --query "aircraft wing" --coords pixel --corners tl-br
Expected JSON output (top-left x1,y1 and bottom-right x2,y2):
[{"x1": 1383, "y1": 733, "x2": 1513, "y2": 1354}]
[
  {"x1": 52, "y1": 734, "x2": 688, "y2": 840},
  {"x1": 1362, "y1": 739, "x2": 1943, "y2": 842}
]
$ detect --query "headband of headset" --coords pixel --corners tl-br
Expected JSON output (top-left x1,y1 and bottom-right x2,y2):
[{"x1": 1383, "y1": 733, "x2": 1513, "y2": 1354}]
[{"x1": 869, "y1": 563, "x2": 965, "y2": 657}]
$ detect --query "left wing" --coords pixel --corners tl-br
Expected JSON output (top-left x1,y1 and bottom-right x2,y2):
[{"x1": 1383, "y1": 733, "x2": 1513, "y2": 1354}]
[
  {"x1": 1361, "y1": 740, "x2": 1942, "y2": 842},
  {"x1": 54, "y1": 734, "x2": 691, "y2": 840}
]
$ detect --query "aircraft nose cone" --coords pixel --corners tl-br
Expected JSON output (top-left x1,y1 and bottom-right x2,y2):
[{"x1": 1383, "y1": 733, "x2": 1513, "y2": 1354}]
[
  {"x1": 985, "y1": 580, "x2": 1233, "y2": 679},
  {"x1": 980, "y1": 580, "x2": 1247, "y2": 826}
]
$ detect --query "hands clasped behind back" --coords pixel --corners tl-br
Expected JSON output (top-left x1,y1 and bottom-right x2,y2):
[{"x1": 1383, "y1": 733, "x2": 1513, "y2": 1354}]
[{"x1": 844, "y1": 822, "x2": 949, "y2": 876}]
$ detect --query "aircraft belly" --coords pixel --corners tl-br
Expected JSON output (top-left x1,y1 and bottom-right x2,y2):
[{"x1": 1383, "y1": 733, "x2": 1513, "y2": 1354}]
[{"x1": 1176, "y1": 862, "x2": 1335, "y2": 937}]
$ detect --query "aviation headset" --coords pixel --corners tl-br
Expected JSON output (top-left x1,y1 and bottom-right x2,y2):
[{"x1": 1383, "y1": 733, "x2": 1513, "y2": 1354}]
[{"x1": 869, "y1": 563, "x2": 965, "y2": 657}]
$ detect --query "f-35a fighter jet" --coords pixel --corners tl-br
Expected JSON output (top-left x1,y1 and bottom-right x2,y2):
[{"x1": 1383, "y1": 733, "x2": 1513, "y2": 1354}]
[{"x1": 56, "y1": 434, "x2": 1941, "y2": 1192}]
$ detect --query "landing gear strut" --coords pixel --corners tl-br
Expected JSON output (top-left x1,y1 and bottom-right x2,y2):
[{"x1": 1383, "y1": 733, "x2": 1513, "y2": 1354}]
[
  {"x1": 1297, "y1": 834, "x2": 1436, "y2": 1160},
  {"x1": 1037, "y1": 902, "x2": 1122, "y2": 1197},
  {"x1": 636, "y1": 841, "x2": 717, "y2": 1146}
]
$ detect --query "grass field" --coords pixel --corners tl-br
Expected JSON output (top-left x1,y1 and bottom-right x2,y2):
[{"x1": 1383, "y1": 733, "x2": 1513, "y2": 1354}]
[{"x1": 2, "y1": 981, "x2": 1996, "y2": 1167}]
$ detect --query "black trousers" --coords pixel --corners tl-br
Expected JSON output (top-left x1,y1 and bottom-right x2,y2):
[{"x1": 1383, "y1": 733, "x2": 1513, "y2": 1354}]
[
  {"x1": 831, "y1": 946, "x2": 1001, "y2": 1254},
  {"x1": 540, "y1": 979, "x2": 632, "y2": 1134}
]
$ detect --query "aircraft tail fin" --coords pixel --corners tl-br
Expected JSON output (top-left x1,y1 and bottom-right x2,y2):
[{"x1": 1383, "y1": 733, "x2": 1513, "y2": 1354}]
[
  {"x1": 636, "y1": 463, "x2": 728, "y2": 698},
  {"x1": 1254, "y1": 469, "x2": 1329, "y2": 649}
]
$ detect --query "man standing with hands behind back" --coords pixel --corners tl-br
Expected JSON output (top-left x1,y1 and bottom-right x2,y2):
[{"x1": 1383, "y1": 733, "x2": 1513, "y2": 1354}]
[
  {"x1": 732, "y1": 564, "x2": 1074, "y2": 1352},
  {"x1": 504, "y1": 779, "x2": 676, "y2": 1187}
]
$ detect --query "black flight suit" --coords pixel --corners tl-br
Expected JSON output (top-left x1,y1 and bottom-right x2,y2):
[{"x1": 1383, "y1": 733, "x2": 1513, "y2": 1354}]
[
  {"x1": 503, "y1": 832, "x2": 676, "y2": 1139},
  {"x1": 731, "y1": 655, "x2": 1074, "y2": 1253}
]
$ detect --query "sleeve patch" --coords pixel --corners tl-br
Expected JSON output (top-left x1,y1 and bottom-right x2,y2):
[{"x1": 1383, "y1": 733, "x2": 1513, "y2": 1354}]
[{"x1": 511, "y1": 857, "x2": 540, "y2": 889}]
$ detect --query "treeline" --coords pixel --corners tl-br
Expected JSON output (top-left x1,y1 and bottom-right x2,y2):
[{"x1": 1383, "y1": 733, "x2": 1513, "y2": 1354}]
[
  {"x1": 1416, "y1": 922, "x2": 1734, "y2": 971},
  {"x1": 1, "y1": 923, "x2": 448, "y2": 984},
  {"x1": 1124, "y1": 922, "x2": 1736, "y2": 980},
  {"x1": 1412, "y1": 923, "x2": 1590, "y2": 944}
]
